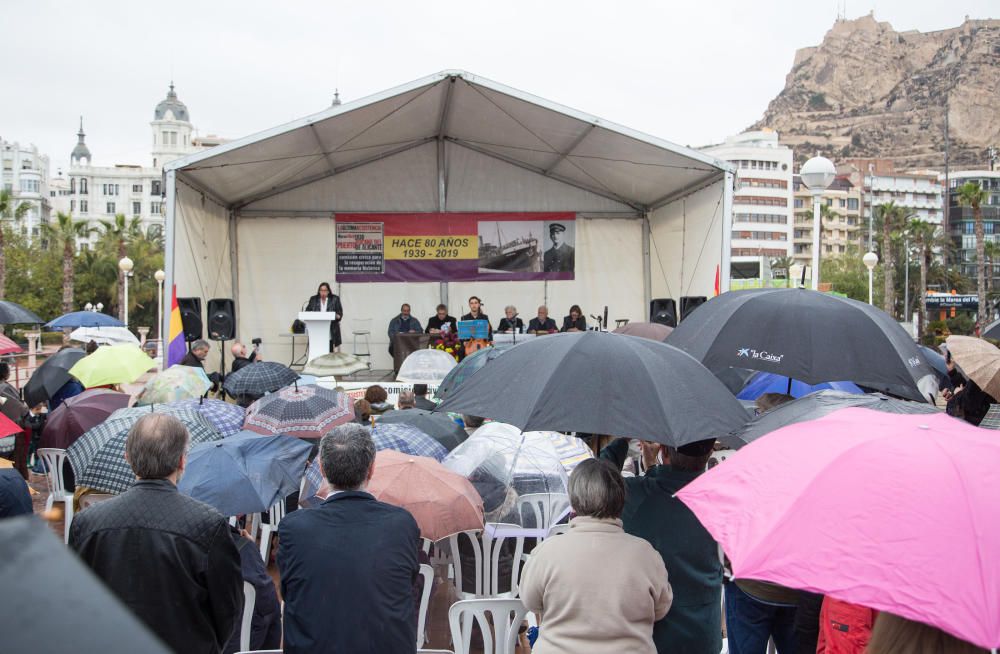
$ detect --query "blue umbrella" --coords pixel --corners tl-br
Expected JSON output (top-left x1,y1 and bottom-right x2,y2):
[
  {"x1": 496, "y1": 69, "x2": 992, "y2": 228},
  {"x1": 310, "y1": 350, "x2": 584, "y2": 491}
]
[
  {"x1": 46, "y1": 311, "x2": 125, "y2": 329},
  {"x1": 736, "y1": 371, "x2": 863, "y2": 400},
  {"x1": 178, "y1": 431, "x2": 313, "y2": 516}
]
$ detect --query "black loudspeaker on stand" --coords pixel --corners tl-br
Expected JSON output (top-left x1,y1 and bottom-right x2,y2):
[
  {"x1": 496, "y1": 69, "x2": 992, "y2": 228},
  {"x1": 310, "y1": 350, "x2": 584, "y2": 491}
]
[
  {"x1": 649, "y1": 298, "x2": 677, "y2": 328},
  {"x1": 207, "y1": 298, "x2": 236, "y2": 382},
  {"x1": 176, "y1": 297, "x2": 203, "y2": 344},
  {"x1": 679, "y1": 296, "x2": 707, "y2": 322}
]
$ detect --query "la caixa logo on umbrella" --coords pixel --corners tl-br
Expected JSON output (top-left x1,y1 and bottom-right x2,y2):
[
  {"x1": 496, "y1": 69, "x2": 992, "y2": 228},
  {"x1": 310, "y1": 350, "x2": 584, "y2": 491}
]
[{"x1": 737, "y1": 347, "x2": 785, "y2": 364}]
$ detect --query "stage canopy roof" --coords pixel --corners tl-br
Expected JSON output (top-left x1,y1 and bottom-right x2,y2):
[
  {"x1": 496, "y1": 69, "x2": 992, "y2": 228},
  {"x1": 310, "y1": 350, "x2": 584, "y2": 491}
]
[{"x1": 166, "y1": 69, "x2": 731, "y2": 213}]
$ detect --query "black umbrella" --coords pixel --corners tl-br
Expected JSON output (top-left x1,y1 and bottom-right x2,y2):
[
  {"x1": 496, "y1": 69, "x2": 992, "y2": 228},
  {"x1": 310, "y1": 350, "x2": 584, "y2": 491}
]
[
  {"x1": 0, "y1": 516, "x2": 171, "y2": 653},
  {"x1": 666, "y1": 288, "x2": 938, "y2": 403},
  {"x1": 376, "y1": 409, "x2": 469, "y2": 451},
  {"x1": 0, "y1": 300, "x2": 43, "y2": 325},
  {"x1": 435, "y1": 331, "x2": 749, "y2": 447},
  {"x1": 24, "y1": 347, "x2": 86, "y2": 406},
  {"x1": 222, "y1": 361, "x2": 298, "y2": 398},
  {"x1": 722, "y1": 389, "x2": 940, "y2": 449},
  {"x1": 982, "y1": 318, "x2": 1000, "y2": 341}
]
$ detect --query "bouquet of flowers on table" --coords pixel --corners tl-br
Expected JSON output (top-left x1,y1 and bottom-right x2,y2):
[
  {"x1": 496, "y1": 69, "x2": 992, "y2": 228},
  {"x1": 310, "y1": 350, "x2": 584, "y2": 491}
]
[{"x1": 433, "y1": 329, "x2": 464, "y2": 362}]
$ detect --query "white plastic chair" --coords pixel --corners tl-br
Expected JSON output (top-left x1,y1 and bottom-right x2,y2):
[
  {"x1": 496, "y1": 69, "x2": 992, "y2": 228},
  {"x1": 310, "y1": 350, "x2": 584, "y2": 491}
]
[
  {"x1": 258, "y1": 498, "x2": 286, "y2": 563},
  {"x1": 447, "y1": 525, "x2": 525, "y2": 599},
  {"x1": 448, "y1": 598, "x2": 528, "y2": 654},
  {"x1": 447, "y1": 529, "x2": 487, "y2": 598},
  {"x1": 240, "y1": 581, "x2": 256, "y2": 652},
  {"x1": 416, "y1": 563, "x2": 434, "y2": 649},
  {"x1": 545, "y1": 523, "x2": 570, "y2": 538},
  {"x1": 484, "y1": 523, "x2": 526, "y2": 598},
  {"x1": 352, "y1": 318, "x2": 372, "y2": 366},
  {"x1": 516, "y1": 493, "x2": 570, "y2": 533},
  {"x1": 38, "y1": 448, "x2": 74, "y2": 543}
]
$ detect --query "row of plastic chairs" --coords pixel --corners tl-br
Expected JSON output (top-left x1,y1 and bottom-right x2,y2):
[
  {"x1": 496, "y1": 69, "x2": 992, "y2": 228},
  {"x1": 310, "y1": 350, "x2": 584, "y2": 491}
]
[{"x1": 235, "y1": 597, "x2": 529, "y2": 654}]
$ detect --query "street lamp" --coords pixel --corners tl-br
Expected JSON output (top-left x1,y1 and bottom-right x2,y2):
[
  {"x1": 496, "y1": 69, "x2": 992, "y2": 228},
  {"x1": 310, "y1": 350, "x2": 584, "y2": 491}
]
[
  {"x1": 84, "y1": 302, "x2": 93, "y2": 312},
  {"x1": 154, "y1": 269, "x2": 165, "y2": 369},
  {"x1": 800, "y1": 156, "x2": 837, "y2": 290},
  {"x1": 863, "y1": 251, "x2": 879, "y2": 305},
  {"x1": 118, "y1": 256, "x2": 134, "y2": 326}
]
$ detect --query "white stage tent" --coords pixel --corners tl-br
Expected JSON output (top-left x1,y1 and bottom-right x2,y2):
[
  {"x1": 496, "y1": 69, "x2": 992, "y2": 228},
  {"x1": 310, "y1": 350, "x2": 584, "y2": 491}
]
[{"x1": 163, "y1": 70, "x2": 734, "y2": 370}]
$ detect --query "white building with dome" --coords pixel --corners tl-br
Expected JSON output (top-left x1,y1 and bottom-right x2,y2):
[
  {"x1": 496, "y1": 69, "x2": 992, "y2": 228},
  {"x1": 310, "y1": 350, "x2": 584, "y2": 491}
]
[{"x1": 68, "y1": 83, "x2": 225, "y2": 247}]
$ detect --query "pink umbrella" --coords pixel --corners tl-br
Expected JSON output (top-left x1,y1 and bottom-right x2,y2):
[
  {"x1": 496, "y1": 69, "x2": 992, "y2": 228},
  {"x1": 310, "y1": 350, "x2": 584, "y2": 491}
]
[
  {"x1": 676, "y1": 407, "x2": 1000, "y2": 650},
  {"x1": 0, "y1": 334, "x2": 22, "y2": 355}
]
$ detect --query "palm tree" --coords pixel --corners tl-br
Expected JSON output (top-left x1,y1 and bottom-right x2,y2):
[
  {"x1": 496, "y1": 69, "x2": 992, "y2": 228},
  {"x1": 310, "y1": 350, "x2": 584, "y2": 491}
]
[
  {"x1": 906, "y1": 218, "x2": 948, "y2": 337},
  {"x1": 957, "y1": 181, "x2": 990, "y2": 329},
  {"x1": 0, "y1": 189, "x2": 30, "y2": 298},
  {"x1": 97, "y1": 214, "x2": 143, "y2": 320},
  {"x1": 41, "y1": 212, "x2": 94, "y2": 316},
  {"x1": 875, "y1": 202, "x2": 910, "y2": 318}
]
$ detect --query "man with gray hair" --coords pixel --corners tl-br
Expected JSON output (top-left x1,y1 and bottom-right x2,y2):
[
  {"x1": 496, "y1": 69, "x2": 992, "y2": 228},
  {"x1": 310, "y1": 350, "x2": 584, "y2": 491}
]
[
  {"x1": 278, "y1": 423, "x2": 420, "y2": 654},
  {"x1": 397, "y1": 390, "x2": 416, "y2": 410},
  {"x1": 70, "y1": 413, "x2": 243, "y2": 653}
]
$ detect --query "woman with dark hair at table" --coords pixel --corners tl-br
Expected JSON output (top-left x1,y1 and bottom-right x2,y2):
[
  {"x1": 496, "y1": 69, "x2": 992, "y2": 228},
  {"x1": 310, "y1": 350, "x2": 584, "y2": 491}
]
[
  {"x1": 560, "y1": 305, "x2": 586, "y2": 332},
  {"x1": 305, "y1": 282, "x2": 344, "y2": 352}
]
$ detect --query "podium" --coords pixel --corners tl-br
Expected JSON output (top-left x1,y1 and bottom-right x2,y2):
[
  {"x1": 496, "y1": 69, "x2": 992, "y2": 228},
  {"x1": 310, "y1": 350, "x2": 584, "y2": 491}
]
[{"x1": 298, "y1": 311, "x2": 338, "y2": 363}]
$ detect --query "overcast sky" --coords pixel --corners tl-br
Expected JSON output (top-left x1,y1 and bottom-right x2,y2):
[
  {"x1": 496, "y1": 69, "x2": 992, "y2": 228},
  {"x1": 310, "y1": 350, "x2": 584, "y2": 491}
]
[{"x1": 2, "y1": 0, "x2": 994, "y2": 173}]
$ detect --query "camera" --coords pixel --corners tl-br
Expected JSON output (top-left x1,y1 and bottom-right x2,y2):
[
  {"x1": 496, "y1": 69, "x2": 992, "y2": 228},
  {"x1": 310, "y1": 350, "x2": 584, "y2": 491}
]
[{"x1": 251, "y1": 337, "x2": 262, "y2": 346}]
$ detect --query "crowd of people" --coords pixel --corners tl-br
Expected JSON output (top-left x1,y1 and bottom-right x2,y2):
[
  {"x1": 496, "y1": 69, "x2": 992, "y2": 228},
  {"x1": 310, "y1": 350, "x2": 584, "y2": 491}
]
[{"x1": 0, "y1": 308, "x2": 992, "y2": 654}]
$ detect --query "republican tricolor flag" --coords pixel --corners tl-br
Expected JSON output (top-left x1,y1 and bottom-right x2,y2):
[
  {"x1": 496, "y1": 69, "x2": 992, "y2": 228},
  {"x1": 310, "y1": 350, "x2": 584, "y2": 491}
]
[{"x1": 167, "y1": 285, "x2": 186, "y2": 366}]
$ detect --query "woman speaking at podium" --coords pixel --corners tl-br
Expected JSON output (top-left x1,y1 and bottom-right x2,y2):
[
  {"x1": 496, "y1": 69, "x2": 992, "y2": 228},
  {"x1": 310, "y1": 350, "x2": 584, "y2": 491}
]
[{"x1": 305, "y1": 282, "x2": 343, "y2": 352}]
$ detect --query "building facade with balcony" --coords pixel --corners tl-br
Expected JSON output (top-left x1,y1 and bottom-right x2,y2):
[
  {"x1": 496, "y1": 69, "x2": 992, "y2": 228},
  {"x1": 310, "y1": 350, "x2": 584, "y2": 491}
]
[
  {"x1": 791, "y1": 174, "x2": 864, "y2": 266},
  {"x1": 67, "y1": 84, "x2": 225, "y2": 247},
  {"x1": 944, "y1": 170, "x2": 1000, "y2": 284},
  {"x1": 701, "y1": 130, "x2": 793, "y2": 281},
  {"x1": 1, "y1": 138, "x2": 51, "y2": 239}
]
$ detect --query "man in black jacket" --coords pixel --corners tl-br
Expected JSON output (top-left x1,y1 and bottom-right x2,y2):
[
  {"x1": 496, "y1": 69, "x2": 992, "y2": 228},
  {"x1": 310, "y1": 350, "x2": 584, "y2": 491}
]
[
  {"x1": 70, "y1": 413, "x2": 243, "y2": 654},
  {"x1": 230, "y1": 341, "x2": 258, "y2": 374},
  {"x1": 278, "y1": 423, "x2": 420, "y2": 654}
]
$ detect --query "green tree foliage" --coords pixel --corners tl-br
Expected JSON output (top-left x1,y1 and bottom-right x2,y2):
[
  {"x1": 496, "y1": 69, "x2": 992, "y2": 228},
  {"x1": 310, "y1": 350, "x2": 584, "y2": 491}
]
[{"x1": 820, "y1": 245, "x2": 884, "y2": 306}]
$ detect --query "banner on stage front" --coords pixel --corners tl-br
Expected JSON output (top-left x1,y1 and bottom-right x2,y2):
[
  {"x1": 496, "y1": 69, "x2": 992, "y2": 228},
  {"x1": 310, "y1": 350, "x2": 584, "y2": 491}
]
[{"x1": 334, "y1": 212, "x2": 575, "y2": 282}]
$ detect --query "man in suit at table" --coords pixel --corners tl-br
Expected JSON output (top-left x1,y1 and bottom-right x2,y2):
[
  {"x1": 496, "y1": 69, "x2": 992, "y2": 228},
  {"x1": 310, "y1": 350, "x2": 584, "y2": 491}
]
[{"x1": 278, "y1": 423, "x2": 420, "y2": 654}]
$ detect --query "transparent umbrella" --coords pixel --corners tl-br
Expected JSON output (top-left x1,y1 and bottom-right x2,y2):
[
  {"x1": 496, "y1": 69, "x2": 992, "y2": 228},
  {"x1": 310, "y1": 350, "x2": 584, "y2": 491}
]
[
  {"x1": 443, "y1": 422, "x2": 572, "y2": 527},
  {"x1": 396, "y1": 349, "x2": 457, "y2": 384}
]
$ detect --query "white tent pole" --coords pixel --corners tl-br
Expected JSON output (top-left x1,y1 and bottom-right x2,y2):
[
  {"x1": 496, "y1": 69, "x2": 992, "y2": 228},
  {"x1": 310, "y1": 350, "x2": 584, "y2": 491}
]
[
  {"x1": 642, "y1": 212, "x2": 652, "y2": 310},
  {"x1": 163, "y1": 170, "x2": 177, "y2": 353},
  {"x1": 720, "y1": 169, "x2": 735, "y2": 294},
  {"x1": 229, "y1": 210, "x2": 240, "y2": 335}
]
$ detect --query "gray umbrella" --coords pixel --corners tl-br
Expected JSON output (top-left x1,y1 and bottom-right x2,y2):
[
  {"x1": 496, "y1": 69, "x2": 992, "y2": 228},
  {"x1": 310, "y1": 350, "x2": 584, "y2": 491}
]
[
  {"x1": 435, "y1": 331, "x2": 749, "y2": 447},
  {"x1": 0, "y1": 516, "x2": 171, "y2": 653},
  {"x1": 666, "y1": 288, "x2": 938, "y2": 403},
  {"x1": 723, "y1": 389, "x2": 940, "y2": 449},
  {"x1": 376, "y1": 409, "x2": 469, "y2": 451},
  {"x1": 0, "y1": 300, "x2": 43, "y2": 325}
]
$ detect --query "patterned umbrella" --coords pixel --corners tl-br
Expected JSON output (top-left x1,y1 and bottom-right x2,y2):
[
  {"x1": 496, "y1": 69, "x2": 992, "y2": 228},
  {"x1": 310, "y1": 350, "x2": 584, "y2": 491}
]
[
  {"x1": 436, "y1": 346, "x2": 509, "y2": 399},
  {"x1": 67, "y1": 344, "x2": 155, "y2": 387},
  {"x1": 244, "y1": 384, "x2": 352, "y2": 439},
  {"x1": 223, "y1": 362, "x2": 298, "y2": 398},
  {"x1": 372, "y1": 422, "x2": 449, "y2": 461},
  {"x1": 170, "y1": 398, "x2": 246, "y2": 438},
  {"x1": 0, "y1": 334, "x2": 22, "y2": 355},
  {"x1": 136, "y1": 365, "x2": 212, "y2": 405},
  {"x1": 40, "y1": 389, "x2": 131, "y2": 449},
  {"x1": 68, "y1": 407, "x2": 221, "y2": 494}
]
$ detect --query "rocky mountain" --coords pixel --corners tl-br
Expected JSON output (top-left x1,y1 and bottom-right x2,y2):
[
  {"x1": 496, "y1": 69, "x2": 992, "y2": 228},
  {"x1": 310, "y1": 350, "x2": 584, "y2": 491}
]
[{"x1": 753, "y1": 14, "x2": 1000, "y2": 168}]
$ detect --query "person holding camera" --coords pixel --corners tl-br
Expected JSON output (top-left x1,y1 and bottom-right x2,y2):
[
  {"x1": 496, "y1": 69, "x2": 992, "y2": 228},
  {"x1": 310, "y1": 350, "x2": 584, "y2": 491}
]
[{"x1": 231, "y1": 340, "x2": 262, "y2": 374}]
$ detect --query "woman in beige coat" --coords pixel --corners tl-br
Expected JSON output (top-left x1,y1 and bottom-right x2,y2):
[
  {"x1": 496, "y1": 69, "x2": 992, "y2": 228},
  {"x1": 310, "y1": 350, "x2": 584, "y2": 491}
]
[{"x1": 520, "y1": 458, "x2": 673, "y2": 654}]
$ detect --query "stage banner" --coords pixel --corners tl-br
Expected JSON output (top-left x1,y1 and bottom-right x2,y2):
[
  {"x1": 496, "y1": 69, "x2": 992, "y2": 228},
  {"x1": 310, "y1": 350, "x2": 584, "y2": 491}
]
[{"x1": 334, "y1": 212, "x2": 575, "y2": 282}]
